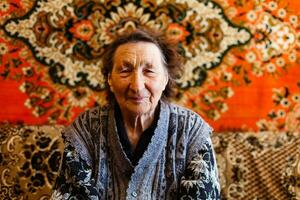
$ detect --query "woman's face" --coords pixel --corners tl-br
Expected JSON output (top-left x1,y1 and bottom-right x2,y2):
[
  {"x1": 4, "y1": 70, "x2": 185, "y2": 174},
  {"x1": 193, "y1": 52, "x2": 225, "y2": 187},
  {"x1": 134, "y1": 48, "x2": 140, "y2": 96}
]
[{"x1": 108, "y1": 42, "x2": 168, "y2": 116}]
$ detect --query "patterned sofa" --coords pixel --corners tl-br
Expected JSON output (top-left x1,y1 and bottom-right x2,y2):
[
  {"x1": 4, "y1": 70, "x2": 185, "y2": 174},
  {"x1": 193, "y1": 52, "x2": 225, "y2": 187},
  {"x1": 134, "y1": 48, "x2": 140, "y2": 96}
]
[{"x1": 1, "y1": 125, "x2": 299, "y2": 200}]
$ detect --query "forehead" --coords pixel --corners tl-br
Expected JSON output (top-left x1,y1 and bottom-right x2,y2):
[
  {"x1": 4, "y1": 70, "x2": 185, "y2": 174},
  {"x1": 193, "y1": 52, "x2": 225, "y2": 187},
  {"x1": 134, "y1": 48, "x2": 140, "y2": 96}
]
[{"x1": 113, "y1": 42, "x2": 164, "y2": 64}]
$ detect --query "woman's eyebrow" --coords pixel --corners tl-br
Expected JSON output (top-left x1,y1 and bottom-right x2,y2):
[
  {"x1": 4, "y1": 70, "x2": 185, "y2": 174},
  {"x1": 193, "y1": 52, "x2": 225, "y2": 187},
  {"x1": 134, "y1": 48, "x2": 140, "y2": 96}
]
[
  {"x1": 120, "y1": 60, "x2": 154, "y2": 69},
  {"x1": 120, "y1": 61, "x2": 133, "y2": 68},
  {"x1": 144, "y1": 62, "x2": 154, "y2": 68}
]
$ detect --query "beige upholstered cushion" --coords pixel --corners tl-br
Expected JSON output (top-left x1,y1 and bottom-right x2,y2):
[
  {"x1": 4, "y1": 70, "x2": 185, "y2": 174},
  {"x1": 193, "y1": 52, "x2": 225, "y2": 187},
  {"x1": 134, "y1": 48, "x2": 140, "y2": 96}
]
[{"x1": 0, "y1": 125, "x2": 299, "y2": 199}]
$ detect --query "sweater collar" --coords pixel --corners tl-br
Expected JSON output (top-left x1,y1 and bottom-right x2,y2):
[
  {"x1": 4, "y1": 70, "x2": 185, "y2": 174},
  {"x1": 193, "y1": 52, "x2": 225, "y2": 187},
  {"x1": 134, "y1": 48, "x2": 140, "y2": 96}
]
[{"x1": 108, "y1": 100, "x2": 170, "y2": 173}]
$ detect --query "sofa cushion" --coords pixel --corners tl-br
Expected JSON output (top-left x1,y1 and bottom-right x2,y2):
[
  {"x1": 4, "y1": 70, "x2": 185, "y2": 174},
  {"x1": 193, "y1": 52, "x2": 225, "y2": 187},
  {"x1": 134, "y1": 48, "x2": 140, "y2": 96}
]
[
  {"x1": 0, "y1": 125, "x2": 299, "y2": 199},
  {"x1": 0, "y1": 125, "x2": 64, "y2": 199}
]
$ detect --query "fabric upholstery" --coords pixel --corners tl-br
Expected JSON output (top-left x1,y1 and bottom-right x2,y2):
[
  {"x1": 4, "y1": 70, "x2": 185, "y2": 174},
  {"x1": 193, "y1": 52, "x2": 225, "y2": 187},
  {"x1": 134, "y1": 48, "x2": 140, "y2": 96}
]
[{"x1": 1, "y1": 125, "x2": 299, "y2": 199}]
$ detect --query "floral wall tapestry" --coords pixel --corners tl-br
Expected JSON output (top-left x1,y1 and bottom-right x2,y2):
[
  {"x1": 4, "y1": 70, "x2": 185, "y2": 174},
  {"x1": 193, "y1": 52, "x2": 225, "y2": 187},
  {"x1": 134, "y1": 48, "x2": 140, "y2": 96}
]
[{"x1": 0, "y1": 0, "x2": 299, "y2": 132}]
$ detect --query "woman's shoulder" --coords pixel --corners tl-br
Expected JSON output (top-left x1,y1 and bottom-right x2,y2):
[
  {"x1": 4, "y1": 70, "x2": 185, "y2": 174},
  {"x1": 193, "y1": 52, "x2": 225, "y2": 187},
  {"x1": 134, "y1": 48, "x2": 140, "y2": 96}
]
[
  {"x1": 62, "y1": 105, "x2": 112, "y2": 163},
  {"x1": 70, "y1": 104, "x2": 112, "y2": 126},
  {"x1": 164, "y1": 101, "x2": 213, "y2": 134},
  {"x1": 165, "y1": 102, "x2": 203, "y2": 120},
  {"x1": 81, "y1": 104, "x2": 111, "y2": 117},
  {"x1": 64, "y1": 104, "x2": 112, "y2": 138}
]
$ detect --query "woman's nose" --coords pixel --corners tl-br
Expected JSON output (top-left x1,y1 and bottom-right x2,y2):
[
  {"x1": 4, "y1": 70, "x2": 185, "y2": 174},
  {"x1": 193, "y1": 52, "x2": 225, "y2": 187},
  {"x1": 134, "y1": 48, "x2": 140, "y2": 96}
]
[{"x1": 130, "y1": 72, "x2": 145, "y2": 92}]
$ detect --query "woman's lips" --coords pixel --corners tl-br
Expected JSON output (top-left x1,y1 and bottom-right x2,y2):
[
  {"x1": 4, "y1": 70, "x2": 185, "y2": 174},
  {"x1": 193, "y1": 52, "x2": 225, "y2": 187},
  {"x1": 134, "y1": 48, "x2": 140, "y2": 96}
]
[{"x1": 128, "y1": 96, "x2": 146, "y2": 103}]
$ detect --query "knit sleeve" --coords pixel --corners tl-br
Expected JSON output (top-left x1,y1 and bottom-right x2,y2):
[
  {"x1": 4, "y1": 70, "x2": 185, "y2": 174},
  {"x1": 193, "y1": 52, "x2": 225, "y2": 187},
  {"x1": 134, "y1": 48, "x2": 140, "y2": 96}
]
[
  {"x1": 50, "y1": 142, "x2": 99, "y2": 200},
  {"x1": 178, "y1": 118, "x2": 220, "y2": 199}
]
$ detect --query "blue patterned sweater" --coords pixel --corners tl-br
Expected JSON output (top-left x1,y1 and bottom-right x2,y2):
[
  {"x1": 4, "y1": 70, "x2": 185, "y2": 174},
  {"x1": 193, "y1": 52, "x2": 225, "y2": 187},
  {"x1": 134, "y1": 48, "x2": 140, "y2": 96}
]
[{"x1": 51, "y1": 101, "x2": 220, "y2": 199}]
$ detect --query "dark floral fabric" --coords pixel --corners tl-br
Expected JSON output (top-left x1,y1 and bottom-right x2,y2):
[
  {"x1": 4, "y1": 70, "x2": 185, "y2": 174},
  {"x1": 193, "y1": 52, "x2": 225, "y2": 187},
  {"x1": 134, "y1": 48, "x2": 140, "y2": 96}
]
[
  {"x1": 51, "y1": 142, "x2": 99, "y2": 200},
  {"x1": 179, "y1": 139, "x2": 220, "y2": 199}
]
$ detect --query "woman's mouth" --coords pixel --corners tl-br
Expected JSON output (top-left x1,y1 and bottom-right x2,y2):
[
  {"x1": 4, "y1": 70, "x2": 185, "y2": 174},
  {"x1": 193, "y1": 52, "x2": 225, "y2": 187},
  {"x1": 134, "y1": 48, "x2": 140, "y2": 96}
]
[{"x1": 129, "y1": 96, "x2": 146, "y2": 103}]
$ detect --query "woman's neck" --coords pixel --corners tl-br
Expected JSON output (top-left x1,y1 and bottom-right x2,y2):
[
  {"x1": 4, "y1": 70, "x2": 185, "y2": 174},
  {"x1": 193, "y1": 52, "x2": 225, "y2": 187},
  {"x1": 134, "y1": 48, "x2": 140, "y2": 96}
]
[{"x1": 121, "y1": 109, "x2": 155, "y2": 148}]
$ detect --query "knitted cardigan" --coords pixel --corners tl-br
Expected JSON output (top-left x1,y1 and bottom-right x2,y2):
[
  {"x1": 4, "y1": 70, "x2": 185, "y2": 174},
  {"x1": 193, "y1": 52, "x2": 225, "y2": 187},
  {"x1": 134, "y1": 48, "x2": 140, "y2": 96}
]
[{"x1": 51, "y1": 101, "x2": 220, "y2": 199}]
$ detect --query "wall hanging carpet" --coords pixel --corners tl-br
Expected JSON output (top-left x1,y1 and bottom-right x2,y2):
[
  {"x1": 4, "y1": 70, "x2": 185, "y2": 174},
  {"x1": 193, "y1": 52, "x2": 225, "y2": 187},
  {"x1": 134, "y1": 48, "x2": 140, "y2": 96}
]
[{"x1": 0, "y1": 0, "x2": 300, "y2": 132}]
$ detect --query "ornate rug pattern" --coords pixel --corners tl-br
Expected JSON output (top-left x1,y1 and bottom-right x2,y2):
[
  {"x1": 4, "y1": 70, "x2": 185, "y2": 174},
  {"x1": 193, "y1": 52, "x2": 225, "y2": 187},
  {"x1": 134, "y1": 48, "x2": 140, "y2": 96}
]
[{"x1": 0, "y1": 0, "x2": 300, "y2": 132}]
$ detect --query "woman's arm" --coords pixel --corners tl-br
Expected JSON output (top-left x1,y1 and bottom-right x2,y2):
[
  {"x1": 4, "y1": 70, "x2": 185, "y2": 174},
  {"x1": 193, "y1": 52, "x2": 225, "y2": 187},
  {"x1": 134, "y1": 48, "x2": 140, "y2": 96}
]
[
  {"x1": 51, "y1": 142, "x2": 99, "y2": 200},
  {"x1": 179, "y1": 117, "x2": 220, "y2": 199}
]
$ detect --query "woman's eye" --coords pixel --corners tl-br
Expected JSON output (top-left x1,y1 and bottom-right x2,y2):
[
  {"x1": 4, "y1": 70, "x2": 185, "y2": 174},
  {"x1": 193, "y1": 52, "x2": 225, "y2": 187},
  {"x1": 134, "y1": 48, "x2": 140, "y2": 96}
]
[
  {"x1": 120, "y1": 69, "x2": 130, "y2": 73},
  {"x1": 118, "y1": 68, "x2": 131, "y2": 77},
  {"x1": 144, "y1": 69, "x2": 155, "y2": 74},
  {"x1": 119, "y1": 68, "x2": 131, "y2": 73}
]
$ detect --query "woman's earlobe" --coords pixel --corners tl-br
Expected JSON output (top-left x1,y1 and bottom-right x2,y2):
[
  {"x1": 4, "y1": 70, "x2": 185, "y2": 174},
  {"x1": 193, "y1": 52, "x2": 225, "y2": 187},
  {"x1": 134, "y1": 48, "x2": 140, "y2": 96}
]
[
  {"x1": 110, "y1": 85, "x2": 114, "y2": 93},
  {"x1": 164, "y1": 76, "x2": 169, "y2": 89},
  {"x1": 107, "y1": 82, "x2": 113, "y2": 92},
  {"x1": 107, "y1": 74, "x2": 114, "y2": 92}
]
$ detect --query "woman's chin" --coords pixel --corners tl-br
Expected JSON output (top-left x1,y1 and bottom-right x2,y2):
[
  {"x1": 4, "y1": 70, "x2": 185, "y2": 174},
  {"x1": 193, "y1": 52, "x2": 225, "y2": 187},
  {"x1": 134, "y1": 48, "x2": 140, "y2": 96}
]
[
  {"x1": 129, "y1": 107, "x2": 150, "y2": 115},
  {"x1": 125, "y1": 102, "x2": 152, "y2": 115}
]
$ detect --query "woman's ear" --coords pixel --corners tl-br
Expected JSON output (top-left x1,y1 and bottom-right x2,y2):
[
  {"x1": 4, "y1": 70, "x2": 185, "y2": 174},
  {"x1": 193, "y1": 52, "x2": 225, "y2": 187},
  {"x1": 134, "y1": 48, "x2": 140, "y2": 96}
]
[
  {"x1": 163, "y1": 70, "x2": 169, "y2": 90},
  {"x1": 107, "y1": 73, "x2": 114, "y2": 93}
]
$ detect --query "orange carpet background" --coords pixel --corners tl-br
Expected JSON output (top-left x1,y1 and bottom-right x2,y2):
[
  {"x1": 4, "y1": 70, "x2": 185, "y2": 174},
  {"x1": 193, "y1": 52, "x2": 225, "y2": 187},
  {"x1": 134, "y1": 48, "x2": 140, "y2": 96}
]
[{"x1": 0, "y1": 0, "x2": 299, "y2": 132}]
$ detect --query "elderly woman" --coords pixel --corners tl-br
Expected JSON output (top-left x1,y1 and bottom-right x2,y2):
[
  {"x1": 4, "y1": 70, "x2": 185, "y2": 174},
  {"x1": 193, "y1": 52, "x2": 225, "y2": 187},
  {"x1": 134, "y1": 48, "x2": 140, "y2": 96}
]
[{"x1": 52, "y1": 29, "x2": 220, "y2": 199}]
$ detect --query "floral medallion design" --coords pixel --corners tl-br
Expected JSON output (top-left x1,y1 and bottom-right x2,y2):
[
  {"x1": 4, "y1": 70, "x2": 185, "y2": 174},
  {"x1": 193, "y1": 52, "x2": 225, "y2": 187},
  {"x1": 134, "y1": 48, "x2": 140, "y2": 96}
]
[
  {"x1": 0, "y1": 0, "x2": 299, "y2": 132},
  {"x1": 3, "y1": 0, "x2": 250, "y2": 90}
]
